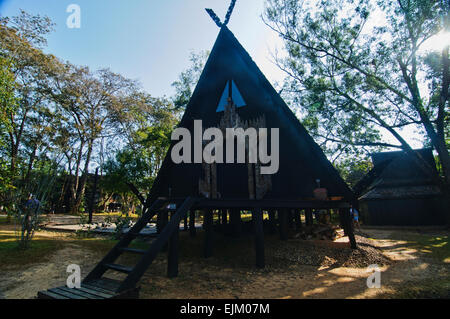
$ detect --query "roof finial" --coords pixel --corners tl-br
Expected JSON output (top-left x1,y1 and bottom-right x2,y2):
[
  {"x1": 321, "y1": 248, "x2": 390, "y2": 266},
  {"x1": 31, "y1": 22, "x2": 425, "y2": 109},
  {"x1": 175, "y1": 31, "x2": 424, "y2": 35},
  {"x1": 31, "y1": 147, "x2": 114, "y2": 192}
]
[
  {"x1": 205, "y1": 8, "x2": 223, "y2": 27},
  {"x1": 223, "y1": 0, "x2": 237, "y2": 26},
  {"x1": 205, "y1": 0, "x2": 237, "y2": 28}
]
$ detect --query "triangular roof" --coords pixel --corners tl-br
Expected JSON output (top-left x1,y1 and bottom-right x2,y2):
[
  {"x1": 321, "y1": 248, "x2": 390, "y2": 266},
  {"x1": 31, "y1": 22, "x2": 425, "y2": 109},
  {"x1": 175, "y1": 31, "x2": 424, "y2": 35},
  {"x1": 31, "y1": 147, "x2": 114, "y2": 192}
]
[
  {"x1": 371, "y1": 148, "x2": 438, "y2": 183},
  {"x1": 148, "y1": 26, "x2": 353, "y2": 201},
  {"x1": 359, "y1": 148, "x2": 441, "y2": 200}
]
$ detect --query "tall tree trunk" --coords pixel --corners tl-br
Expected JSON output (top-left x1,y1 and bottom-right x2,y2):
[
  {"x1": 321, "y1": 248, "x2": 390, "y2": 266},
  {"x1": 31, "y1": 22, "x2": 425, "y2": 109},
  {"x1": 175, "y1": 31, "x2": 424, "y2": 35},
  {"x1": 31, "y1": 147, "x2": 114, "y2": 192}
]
[
  {"x1": 72, "y1": 139, "x2": 93, "y2": 214},
  {"x1": 24, "y1": 145, "x2": 38, "y2": 185}
]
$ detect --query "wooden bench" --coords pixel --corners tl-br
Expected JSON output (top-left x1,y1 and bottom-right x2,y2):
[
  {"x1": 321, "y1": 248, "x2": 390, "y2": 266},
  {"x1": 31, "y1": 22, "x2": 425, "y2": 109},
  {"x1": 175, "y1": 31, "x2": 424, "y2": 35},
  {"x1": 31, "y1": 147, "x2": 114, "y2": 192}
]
[{"x1": 37, "y1": 278, "x2": 139, "y2": 299}]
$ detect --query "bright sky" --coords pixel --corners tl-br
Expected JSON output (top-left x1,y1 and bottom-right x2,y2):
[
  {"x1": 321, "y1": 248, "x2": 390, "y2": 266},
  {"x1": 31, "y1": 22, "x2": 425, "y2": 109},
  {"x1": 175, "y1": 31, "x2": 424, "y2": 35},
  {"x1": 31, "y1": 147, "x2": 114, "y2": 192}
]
[
  {"x1": 0, "y1": 0, "x2": 285, "y2": 98},
  {"x1": 1, "y1": 0, "x2": 447, "y2": 151}
]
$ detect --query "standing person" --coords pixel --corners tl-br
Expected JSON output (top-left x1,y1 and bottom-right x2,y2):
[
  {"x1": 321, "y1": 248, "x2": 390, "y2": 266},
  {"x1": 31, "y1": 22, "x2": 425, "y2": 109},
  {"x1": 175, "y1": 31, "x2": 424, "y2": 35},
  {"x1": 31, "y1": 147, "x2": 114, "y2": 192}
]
[
  {"x1": 350, "y1": 206, "x2": 360, "y2": 230},
  {"x1": 21, "y1": 194, "x2": 41, "y2": 246}
]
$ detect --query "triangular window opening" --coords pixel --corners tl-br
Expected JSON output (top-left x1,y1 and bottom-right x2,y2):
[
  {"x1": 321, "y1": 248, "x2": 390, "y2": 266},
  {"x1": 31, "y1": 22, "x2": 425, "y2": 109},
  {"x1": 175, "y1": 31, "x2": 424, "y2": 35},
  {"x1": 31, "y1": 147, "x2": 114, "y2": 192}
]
[{"x1": 216, "y1": 79, "x2": 246, "y2": 112}]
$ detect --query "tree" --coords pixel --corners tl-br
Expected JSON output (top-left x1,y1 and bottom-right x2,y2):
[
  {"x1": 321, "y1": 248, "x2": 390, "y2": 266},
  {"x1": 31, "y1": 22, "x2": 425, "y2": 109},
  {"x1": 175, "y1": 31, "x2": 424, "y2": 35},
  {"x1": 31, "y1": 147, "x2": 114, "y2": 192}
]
[
  {"x1": 263, "y1": 0, "x2": 449, "y2": 186},
  {"x1": 0, "y1": 56, "x2": 18, "y2": 202},
  {"x1": 101, "y1": 93, "x2": 178, "y2": 209},
  {"x1": 0, "y1": 11, "x2": 57, "y2": 175},
  {"x1": 171, "y1": 50, "x2": 209, "y2": 110},
  {"x1": 49, "y1": 64, "x2": 137, "y2": 213},
  {"x1": 0, "y1": 11, "x2": 62, "y2": 213}
]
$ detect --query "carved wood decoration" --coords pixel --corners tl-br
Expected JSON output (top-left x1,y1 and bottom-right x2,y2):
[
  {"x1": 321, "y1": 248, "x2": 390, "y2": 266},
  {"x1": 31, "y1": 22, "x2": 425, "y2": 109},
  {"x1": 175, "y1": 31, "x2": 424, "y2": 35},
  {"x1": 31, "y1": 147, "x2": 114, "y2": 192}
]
[{"x1": 198, "y1": 96, "x2": 272, "y2": 199}]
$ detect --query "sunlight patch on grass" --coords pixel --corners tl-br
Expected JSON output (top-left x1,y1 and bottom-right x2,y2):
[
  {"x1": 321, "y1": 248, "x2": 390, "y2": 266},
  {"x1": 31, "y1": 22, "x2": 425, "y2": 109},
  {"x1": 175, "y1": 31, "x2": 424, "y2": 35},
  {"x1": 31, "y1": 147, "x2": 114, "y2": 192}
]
[
  {"x1": 384, "y1": 277, "x2": 450, "y2": 299},
  {"x1": 0, "y1": 238, "x2": 64, "y2": 270},
  {"x1": 385, "y1": 232, "x2": 450, "y2": 264},
  {"x1": 431, "y1": 241, "x2": 447, "y2": 248}
]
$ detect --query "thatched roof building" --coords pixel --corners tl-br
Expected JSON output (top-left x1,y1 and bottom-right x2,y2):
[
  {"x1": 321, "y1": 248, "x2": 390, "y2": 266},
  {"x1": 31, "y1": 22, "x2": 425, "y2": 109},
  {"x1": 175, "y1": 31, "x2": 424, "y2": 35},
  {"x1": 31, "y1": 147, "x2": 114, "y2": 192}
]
[{"x1": 358, "y1": 149, "x2": 446, "y2": 226}]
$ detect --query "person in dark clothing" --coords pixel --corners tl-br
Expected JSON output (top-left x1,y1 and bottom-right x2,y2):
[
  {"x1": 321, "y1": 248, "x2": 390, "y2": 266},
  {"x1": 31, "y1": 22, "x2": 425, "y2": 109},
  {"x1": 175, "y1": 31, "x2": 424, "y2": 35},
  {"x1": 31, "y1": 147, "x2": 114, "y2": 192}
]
[{"x1": 21, "y1": 194, "x2": 41, "y2": 245}]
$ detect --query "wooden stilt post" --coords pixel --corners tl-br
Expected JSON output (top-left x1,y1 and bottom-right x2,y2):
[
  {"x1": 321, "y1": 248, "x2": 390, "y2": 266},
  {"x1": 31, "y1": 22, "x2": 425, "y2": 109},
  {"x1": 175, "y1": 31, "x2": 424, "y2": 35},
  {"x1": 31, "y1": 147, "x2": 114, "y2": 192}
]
[
  {"x1": 305, "y1": 208, "x2": 313, "y2": 226},
  {"x1": 288, "y1": 210, "x2": 294, "y2": 229},
  {"x1": 338, "y1": 209, "x2": 347, "y2": 235},
  {"x1": 189, "y1": 210, "x2": 196, "y2": 237},
  {"x1": 229, "y1": 209, "x2": 235, "y2": 232},
  {"x1": 183, "y1": 214, "x2": 188, "y2": 231},
  {"x1": 230, "y1": 209, "x2": 242, "y2": 237},
  {"x1": 156, "y1": 212, "x2": 162, "y2": 234},
  {"x1": 253, "y1": 208, "x2": 265, "y2": 268},
  {"x1": 268, "y1": 210, "x2": 276, "y2": 234},
  {"x1": 341, "y1": 208, "x2": 357, "y2": 249},
  {"x1": 294, "y1": 210, "x2": 302, "y2": 231},
  {"x1": 167, "y1": 211, "x2": 179, "y2": 278},
  {"x1": 204, "y1": 209, "x2": 214, "y2": 258},
  {"x1": 279, "y1": 209, "x2": 288, "y2": 240},
  {"x1": 161, "y1": 211, "x2": 169, "y2": 252}
]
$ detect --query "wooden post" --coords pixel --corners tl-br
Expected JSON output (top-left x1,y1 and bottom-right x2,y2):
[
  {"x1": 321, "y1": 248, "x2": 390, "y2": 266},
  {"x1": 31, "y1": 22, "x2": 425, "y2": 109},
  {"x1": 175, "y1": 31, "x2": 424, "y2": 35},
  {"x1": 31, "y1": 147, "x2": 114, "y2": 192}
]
[
  {"x1": 161, "y1": 211, "x2": 169, "y2": 252},
  {"x1": 230, "y1": 209, "x2": 242, "y2": 236},
  {"x1": 268, "y1": 210, "x2": 276, "y2": 234},
  {"x1": 253, "y1": 208, "x2": 265, "y2": 268},
  {"x1": 305, "y1": 208, "x2": 313, "y2": 226},
  {"x1": 294, "y1": 210, "x2": 302, "y2": 231},
  {"x1": 156, "y1": 212, "x2": 162, "y2": 234},
  {"x1": 183, "y1": 214, "x2": 188, "y2": 231},
  {"x1": 338, "y1": 209, "x2": 347, "y2": 235},
  {"x1": 189, "y1": 210, "x2": 196, "y2": 237},
  {"x1": 288, "y1": 210, "x2": 294, "y2": 229},
  {"x1": 279, "y1": 209, "x2": 288, "y2": 240},
  {"x1": 204, "y1": 209, "x2": 214, "y2": 258},
  {"x1": 167, "y1": 211, "x2": 179, "y2": 278},
  {"x1": 341, "y1": 208, "x2": 357, "y2": 249}
]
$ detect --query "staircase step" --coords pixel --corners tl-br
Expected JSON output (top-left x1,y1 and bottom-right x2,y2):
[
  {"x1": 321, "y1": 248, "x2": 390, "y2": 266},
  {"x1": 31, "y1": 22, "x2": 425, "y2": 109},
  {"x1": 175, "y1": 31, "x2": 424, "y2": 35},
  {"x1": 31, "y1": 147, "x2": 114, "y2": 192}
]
[
  {"x1": 85, "y1": 278, "x2": 122, "y2": 293},
  {"x1": 128, "y1": 232, "x2": 157, "y2": 238},
  {"x1": 104, "y1": 263, "x2": 133, "y2": 274},
  {"x1": 38, "y1": 280, "x2": 138, "y2": 299},
  {"x1": 119, "y1": 247, "x2": 147, "y2": 254}
]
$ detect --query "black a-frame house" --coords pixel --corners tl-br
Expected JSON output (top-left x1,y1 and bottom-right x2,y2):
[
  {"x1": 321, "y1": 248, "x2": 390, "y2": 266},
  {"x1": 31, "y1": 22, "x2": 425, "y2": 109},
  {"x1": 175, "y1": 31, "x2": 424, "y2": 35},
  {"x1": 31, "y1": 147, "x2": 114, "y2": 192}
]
[
  {"x1": 38, "y1": 23, "x2": 356, "y2": 300},
  {"x1": 150, "y1": 25, "x2": 353, "y2": 201}
]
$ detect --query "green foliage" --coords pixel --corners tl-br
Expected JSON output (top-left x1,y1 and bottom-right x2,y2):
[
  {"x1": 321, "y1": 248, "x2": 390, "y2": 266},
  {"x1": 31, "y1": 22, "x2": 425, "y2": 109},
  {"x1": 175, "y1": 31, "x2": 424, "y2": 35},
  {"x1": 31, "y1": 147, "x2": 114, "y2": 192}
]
[
  {"x1": 0, "y1": 10, "x2": 182, "y2": 218},
  {"x1": 113, "y1": 213, "x2": 133, "y2": 239},
  {"x1": 172, "y1": 50, "x2": 209, "y2": 110},
  {"x1": 0, "y1": 57, "x2": 18, "y2": 200},
  {"x1": 0, "y1": 56, "x2": 17, "y2": 128},
  {"x1": 14, "y1": 202, "x2": 42, "y2": 249},
  {"x1": 336, "y1": 158, "x2": 373, "y2": 187},
  {"x1": 101, "y1": 94, "x2": 178, "y2": 213},
  {"x1": 264, "y1": 0, "x2": 450, "y2": 181}
]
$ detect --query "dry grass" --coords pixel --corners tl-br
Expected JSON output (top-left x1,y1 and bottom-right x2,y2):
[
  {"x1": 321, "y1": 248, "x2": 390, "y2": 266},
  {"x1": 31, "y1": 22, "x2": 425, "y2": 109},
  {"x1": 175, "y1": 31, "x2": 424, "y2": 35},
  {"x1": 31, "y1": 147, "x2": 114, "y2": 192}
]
[{"x1": 1, "y1": 222, "x2": 449, "y2": 299}]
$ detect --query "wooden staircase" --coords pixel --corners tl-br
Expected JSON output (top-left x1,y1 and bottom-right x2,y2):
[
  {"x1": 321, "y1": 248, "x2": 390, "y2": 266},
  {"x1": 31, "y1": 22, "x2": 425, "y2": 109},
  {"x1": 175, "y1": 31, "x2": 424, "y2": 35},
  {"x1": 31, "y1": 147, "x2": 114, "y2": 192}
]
[{"x1": 38, "y1": 197, "x2": 197, "y2": 299}]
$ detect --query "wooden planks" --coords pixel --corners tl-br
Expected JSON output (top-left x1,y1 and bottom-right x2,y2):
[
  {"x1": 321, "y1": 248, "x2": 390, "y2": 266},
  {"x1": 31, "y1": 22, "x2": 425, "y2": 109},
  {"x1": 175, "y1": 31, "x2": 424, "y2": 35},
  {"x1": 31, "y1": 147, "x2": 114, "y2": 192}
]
[
  {"x1": 117, "y1": 197, "x2": 197, "y2": 292},
  {"x1": 104, "y1": 263, "x2": 133, "y2": 274},
  {"x1": 38, "y1": 197, "x2": 196, "y2": 299},
  {"x1": 38, "y1": 284, "x2": 115, "y2": 299},
  {"x1": 38, "y1": 290, "x2": 70, "y2": 299},
  {"x1": 83, "y1": 199, "x2": 164, "y2": 283},
  {"x1": 37, "y1": 277, "x2": 139, "y2": 299},
  {"x1": 119, "y1": 247, "x2": 146, "y2": 254}
]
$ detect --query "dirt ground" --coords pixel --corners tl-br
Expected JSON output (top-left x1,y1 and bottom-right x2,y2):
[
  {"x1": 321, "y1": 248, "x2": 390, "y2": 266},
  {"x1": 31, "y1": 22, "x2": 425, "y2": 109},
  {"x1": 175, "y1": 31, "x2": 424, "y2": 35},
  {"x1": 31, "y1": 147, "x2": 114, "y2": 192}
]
[{"x1": 0, "y1": 223, "x2": 448, "y2": 299}]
